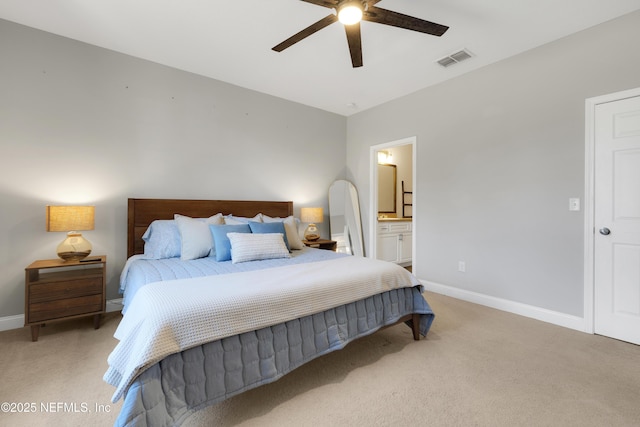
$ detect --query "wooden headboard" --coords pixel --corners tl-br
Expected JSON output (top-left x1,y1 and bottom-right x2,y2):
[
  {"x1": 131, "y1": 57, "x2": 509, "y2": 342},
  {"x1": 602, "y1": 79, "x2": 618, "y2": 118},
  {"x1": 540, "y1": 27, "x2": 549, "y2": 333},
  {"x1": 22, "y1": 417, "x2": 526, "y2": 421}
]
[{"x1": 127, "y1": 198, "x2": 294, "y2": 258}]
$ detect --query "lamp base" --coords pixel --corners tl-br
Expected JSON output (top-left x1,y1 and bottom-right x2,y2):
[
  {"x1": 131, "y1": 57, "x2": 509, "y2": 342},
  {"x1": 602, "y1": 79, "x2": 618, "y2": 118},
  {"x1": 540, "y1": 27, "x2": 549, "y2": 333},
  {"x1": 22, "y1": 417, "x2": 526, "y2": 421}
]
[
  {"x1": 57, "y1": 233, "x2": 92, "y2": 261},
  {"x1": 304, "y1": 224, "x2": 320, "y2": 241}
]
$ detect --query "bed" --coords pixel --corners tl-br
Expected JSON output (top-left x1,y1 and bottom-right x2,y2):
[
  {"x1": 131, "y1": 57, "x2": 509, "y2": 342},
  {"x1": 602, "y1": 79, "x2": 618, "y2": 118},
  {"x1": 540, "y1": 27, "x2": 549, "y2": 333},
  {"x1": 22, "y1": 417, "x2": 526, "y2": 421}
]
[{"x1": 105, "y1": 198, "x2": 435, "y2": 426}]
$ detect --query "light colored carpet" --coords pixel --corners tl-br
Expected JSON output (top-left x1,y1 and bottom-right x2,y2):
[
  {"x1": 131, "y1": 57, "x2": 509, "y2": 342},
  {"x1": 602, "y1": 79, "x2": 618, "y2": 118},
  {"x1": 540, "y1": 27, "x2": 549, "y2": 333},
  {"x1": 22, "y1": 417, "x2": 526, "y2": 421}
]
[{"x1": 1, "y1": 292, "x2": 639, "y2": 427}]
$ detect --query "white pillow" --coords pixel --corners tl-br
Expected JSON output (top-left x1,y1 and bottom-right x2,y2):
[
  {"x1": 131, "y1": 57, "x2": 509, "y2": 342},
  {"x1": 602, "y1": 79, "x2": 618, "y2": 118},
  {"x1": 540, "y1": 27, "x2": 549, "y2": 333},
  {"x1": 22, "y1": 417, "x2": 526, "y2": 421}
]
[
  {"x1": 261, "y1": 214, "x2": 305, "y2": 250},
  {"x1": 227, "y1": 232, "x2": 290, "y2": 264},
  {"x1": 174, "y1": 213, "x2": 224, "y2": 260},
  {"x1": 224, "y1": 214, "x2": 263, "y2": 225}
]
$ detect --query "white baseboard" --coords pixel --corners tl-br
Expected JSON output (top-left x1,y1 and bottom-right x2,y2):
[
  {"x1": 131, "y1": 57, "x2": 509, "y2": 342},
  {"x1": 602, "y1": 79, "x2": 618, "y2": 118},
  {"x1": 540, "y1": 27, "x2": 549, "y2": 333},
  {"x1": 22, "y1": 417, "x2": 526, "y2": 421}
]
[
  {"x1": 0, "y1": 314, "x2": 25, "y2": 332},
  {"x1": 106, "y1": 298, "x2": 124, "y2": 313},
  {"x1": 421, "y1": 280, "x2": 588, "y2": 333},
  {"x1": 0, "y1": 298, "x2": 123, "y2": 332}
]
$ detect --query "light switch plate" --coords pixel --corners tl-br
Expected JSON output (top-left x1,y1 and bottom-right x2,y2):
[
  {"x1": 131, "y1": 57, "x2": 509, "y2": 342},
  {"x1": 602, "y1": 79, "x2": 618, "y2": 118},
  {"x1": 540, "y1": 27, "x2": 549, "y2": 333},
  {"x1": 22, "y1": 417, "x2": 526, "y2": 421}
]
[{"x1": 569, "y1": 198, "x2": 580, "y2": 211}]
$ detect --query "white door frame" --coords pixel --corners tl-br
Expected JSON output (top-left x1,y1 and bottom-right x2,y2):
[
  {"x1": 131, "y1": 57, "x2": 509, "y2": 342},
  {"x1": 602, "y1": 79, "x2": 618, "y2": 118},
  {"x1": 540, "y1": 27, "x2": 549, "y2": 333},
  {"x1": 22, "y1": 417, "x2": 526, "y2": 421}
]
[
  {"x1": 583, "y1": 86, "x2": 640, "y2": 334},
  {"x1": 369, "y1": 136, "x2": 417, "y2": 262}
]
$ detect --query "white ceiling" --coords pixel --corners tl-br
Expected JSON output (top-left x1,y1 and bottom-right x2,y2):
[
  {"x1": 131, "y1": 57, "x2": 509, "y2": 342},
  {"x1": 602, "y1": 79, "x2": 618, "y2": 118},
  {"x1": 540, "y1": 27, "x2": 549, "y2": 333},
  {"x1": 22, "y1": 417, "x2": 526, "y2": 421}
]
[{"x1": 2, "y1": 1, "x2": 639, "y2": 116}]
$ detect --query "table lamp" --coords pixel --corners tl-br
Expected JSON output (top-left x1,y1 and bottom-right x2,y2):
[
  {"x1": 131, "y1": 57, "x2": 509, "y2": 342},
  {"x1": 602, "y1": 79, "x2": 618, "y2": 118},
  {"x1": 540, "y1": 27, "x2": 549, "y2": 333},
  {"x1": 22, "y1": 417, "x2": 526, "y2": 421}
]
[
  {"x1": 46, "y1": 205, "x2": 95, "y2": 261},
  {"x1": 300, "y1": 207, "x2": 323, "y2": 241}
]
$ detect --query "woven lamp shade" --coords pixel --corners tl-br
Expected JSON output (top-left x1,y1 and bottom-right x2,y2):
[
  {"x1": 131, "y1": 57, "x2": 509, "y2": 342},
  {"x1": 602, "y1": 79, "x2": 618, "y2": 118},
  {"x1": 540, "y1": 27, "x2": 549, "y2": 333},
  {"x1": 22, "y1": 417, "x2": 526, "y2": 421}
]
[
  {"x1": 46, "y1": 206, "x2": 95, "y2": 232},
  {"x1": 300, "y1": 207, "x2": 323, "y2": 224}
]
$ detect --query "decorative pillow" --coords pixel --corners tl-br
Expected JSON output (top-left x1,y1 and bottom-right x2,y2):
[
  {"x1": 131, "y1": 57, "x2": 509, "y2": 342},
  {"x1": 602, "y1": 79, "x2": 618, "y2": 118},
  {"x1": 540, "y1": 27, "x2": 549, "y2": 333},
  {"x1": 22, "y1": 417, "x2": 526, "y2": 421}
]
[
  {"x1": 248, "y1": 221, "x2": 290, "y2": 251},
  {"x1": 174, "y1": 213, "x2": 224, "y2": 260},
  {"x1": 224, "y1": 214, "x2": 262, "y2": 225},
  {"x1": 261, "y1": 214, "x2": 304, "y2": 250},
  {"x1": 227, "y1": 232, "x2": 290, "y2": 264},
  {"x1": 142, "y1": 220, "x2": 181, "y2": 259},
  {"x1": 209, "y1": 224, "x2": 251, "y2": 261}
]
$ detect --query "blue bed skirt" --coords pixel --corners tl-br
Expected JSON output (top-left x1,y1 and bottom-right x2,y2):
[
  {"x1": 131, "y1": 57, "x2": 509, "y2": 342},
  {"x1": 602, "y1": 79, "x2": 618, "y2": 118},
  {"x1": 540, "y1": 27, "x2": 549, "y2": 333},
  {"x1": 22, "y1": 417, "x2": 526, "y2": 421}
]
[{"x1": 115, "y1": 286, "x2": 434, "y2": 426}]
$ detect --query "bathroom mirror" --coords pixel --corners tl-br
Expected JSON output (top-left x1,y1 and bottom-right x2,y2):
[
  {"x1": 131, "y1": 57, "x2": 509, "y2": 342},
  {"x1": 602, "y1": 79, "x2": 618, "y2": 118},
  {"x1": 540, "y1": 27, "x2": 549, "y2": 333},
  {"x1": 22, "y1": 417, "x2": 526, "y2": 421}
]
[
  {"x1": 377, "y1": 164, "x2": 397, "y2": 214},
  {"x1": 329, "y1": 180, "x2": 364, "y2": 256}
]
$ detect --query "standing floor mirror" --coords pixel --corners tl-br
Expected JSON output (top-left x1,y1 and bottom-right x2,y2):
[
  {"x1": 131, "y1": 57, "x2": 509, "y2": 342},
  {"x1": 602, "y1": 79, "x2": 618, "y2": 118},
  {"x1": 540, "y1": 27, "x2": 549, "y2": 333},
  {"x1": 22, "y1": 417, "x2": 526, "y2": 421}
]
[{"x1": 329, "y1": 180, "x2": 364, "y2": 257}]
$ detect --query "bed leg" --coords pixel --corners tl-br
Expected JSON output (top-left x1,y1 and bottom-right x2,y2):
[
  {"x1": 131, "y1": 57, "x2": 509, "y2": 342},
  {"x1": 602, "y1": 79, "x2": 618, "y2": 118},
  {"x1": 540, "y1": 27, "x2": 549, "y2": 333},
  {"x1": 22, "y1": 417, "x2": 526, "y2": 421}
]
[{"x1": 411, "y1": 313, "x2": 420, "y2": 340}]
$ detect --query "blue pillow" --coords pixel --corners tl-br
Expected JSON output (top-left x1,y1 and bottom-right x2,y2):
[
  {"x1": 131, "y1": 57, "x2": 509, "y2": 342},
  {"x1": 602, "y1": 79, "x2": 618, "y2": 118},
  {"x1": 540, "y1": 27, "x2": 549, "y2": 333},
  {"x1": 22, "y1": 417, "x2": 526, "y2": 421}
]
[
  {"x1": 209, "y1": 224, "x2": 251, "y2": 261},
  {"x1": 248, "y1": 221, "x2": 290, "y2": 251},
  {"x1": 142, "y1": 220, "x2": 181, "y2": 259}
]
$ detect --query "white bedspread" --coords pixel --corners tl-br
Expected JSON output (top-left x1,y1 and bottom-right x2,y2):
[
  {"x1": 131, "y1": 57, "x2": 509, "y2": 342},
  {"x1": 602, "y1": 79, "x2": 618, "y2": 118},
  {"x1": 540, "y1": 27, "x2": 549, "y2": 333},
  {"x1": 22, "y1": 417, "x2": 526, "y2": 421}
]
[{"x1": 104, "y1": 256, "x2": 421, "y2": 402}]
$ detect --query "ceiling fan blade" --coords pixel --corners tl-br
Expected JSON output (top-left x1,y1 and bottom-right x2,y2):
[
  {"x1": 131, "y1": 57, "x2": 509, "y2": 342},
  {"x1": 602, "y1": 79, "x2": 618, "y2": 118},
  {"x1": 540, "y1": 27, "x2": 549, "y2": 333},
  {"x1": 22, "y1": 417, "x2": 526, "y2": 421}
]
[
  {"x1": 364, "y1": 6, "x2": 449, "y2": 36},
  {"x1": 300, "y1": 0, "x2": 338, "y2": 9},
  {"x1": 272, "y1": 14, "x2": 338, "y2": 52},
  {"x1": 344, "y1": 22, "x2": 363, "y2": 68}
]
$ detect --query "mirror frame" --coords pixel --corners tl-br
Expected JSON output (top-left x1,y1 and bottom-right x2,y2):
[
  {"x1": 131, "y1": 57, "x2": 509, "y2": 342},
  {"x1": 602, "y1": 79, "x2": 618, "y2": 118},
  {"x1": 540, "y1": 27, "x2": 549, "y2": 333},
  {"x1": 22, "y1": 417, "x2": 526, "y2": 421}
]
[
  {"x1": 377, "y1": 164, "x2": 397, "y2": 214},
  {"x1": 329, "y1": 180, "x2": 364, "y2": 257}
]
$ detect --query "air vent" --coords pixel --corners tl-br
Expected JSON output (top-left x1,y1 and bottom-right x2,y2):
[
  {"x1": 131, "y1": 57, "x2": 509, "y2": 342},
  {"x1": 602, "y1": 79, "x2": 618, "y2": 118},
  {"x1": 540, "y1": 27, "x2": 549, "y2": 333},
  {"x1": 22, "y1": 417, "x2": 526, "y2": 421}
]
[{"x1": 436, "y1": 49, "x2": 472, "y2": 68}]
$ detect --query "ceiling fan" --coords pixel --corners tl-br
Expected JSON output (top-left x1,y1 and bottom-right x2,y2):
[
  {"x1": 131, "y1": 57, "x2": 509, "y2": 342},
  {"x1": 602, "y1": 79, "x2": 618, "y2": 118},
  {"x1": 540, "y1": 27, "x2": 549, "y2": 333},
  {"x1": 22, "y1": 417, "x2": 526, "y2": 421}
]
[{"x1": 272, "y1": 0, "x2": 449, "y2": 68}]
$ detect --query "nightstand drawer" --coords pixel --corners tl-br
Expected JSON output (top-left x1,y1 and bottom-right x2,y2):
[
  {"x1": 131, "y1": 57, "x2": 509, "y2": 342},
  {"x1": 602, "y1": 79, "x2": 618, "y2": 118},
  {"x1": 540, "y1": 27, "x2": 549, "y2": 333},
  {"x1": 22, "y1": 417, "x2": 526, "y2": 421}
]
[
  {"x1": 28, "y1": 294, "x2": 103, "y2": 323},
  {"x1": 29, "y1": 278, "x2": 103, "y2": 303}
]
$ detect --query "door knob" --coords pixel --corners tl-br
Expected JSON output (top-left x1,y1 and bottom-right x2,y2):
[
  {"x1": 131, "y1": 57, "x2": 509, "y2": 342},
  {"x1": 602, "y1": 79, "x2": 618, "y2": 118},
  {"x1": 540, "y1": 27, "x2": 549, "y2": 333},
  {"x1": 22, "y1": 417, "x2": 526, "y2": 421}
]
[{"x1": 599, "y1": 227, "x2": 611, "y2": 236}]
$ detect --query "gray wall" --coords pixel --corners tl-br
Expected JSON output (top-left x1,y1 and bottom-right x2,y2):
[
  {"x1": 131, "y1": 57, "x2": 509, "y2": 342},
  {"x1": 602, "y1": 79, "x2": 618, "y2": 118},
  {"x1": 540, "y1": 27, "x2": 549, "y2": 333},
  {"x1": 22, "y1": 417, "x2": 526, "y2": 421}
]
[
  {"x1": 346, "y1": 11, "x2": 640, "y2": 317},
  {"x1": 0, "y1": 19, "x2": 346, "y2": 317}
]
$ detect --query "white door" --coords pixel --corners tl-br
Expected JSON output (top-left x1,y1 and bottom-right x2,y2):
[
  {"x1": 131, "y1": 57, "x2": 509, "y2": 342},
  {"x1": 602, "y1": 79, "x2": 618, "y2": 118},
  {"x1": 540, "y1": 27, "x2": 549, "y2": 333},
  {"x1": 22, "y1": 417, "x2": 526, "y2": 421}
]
[{"x1": 594, "y1": 94, "x2": 640, "y2": 345}]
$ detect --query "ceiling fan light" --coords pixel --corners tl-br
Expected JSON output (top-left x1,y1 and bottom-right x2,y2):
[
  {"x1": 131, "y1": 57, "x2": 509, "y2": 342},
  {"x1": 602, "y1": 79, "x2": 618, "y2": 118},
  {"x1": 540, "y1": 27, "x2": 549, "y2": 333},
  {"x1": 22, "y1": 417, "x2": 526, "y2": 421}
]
[{"x1": 338, "y1": 4, "x2": 363, "y2": 25}]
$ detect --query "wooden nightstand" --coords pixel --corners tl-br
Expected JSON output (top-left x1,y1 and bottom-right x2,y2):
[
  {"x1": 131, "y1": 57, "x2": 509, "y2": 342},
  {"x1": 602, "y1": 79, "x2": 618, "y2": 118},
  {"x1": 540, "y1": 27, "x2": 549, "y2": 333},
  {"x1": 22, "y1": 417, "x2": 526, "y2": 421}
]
[
  {"x1": 302, "y1": 239, "x2": 337, "y2": 251},
  {"x1": 24, "y1": 256, "x2": 106, "y2": 341}
]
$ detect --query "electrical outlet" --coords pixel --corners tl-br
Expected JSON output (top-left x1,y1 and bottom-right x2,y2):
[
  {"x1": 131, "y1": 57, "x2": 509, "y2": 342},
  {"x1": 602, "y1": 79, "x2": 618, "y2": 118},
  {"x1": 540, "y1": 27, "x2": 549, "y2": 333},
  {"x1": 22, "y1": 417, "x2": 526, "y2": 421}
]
[{"x1": 458, "y1": 261, "x2": 466, "y2": 273}]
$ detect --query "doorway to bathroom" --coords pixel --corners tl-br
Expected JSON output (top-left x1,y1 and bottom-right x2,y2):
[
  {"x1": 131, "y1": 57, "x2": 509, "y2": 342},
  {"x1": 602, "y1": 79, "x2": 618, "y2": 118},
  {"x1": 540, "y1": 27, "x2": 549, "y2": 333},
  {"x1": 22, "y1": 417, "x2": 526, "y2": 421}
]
[{"x1": 369, "y1": 137, "x2": 416, "y2": 271}]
